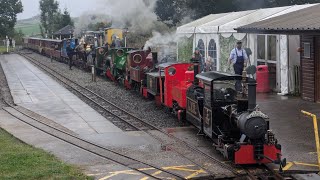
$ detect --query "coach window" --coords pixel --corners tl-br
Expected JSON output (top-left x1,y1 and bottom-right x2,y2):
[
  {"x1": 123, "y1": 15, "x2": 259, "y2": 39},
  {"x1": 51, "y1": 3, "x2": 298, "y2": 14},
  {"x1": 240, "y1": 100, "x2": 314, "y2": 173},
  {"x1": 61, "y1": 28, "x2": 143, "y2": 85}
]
[
  {"x1": 133, "y1": 54, "x2": 142, "y2": 64},
  {"x1": 204, "y1": 83, "x2": 211, "y2": 107},
  {"x1": 168, "y1": 67, "x2": 176, "y2": 76}
]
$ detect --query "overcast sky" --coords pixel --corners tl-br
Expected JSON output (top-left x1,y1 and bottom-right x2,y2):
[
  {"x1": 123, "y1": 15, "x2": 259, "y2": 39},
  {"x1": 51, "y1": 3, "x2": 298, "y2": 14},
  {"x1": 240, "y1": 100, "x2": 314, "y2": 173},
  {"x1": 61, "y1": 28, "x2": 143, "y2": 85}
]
[{"x1": 18, "y1": 0, "x2": 99, "y2": 19}]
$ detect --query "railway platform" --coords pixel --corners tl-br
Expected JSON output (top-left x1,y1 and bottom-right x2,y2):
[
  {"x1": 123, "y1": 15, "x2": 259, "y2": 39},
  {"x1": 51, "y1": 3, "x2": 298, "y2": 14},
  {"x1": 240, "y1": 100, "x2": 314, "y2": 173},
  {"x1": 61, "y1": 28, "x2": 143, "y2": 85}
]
[{"x1": 0, "y1": 54, "x2": 122, "y2": 135}]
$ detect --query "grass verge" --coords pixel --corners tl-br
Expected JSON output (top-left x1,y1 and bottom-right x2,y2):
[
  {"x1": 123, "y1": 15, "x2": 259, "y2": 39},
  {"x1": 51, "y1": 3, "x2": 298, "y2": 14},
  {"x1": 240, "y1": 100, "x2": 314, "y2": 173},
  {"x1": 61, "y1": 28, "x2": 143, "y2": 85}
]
[
  {"x1": 0, "y1": 128, "x2": 92, "y2": 180},
  {"x1": 0, "y1": 46, "x2": 9, "y2": 53}
]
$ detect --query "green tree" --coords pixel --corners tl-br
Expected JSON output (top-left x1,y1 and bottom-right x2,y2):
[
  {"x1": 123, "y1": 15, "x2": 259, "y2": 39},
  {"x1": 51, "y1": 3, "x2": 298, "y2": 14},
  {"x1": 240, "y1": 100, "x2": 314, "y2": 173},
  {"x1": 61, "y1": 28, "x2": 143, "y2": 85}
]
[
  {"x1": 155, "y1": 0, "x2": 189, "y2": 26},
  {"x1": 13, "y1": 29, "x2": 25, "y2": 45},
  {"x1": 59, "y1": 8, "x2": 74, "y2": 28},
  {"x1": 157, "y1": 0, "x2": 320, "y2": 23},
  {"x1": 0, "y1": 0, "x2": 23, "y2": 38},
  {"x1": 39, "y1": 0, "x2": 60, "y2": 37}
]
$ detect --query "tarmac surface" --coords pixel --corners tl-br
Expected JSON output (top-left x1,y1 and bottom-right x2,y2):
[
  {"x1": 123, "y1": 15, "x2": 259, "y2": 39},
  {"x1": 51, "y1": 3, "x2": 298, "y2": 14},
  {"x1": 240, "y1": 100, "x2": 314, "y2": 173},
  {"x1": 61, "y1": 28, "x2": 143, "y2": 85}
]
[{"x1": 0, "y1": 54, "x2": 320, "y2": 179}]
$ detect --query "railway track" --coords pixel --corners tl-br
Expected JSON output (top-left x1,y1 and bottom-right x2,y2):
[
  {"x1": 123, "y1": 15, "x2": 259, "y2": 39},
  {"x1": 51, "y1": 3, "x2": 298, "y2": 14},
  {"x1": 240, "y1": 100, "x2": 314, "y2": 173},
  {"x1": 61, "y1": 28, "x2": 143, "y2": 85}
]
[
  {"x1": 3, "y1": 101, "x2": 186, "y2": 180},
  {"x1": 18, "y1": 52, "x2": 297, "y2": 179}
]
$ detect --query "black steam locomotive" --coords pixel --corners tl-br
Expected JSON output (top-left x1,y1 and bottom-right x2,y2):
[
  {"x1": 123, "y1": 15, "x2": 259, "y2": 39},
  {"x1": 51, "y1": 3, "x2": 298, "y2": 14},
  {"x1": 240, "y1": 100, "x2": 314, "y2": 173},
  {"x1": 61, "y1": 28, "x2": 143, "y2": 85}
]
[{"x1": 186, "y1": 61, "x2": 285, "y2": 166}]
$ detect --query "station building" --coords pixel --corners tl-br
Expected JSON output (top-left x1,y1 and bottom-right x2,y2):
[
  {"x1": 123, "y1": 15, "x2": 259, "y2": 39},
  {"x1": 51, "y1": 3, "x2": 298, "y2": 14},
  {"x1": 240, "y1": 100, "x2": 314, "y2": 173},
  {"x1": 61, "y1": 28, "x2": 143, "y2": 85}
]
[
  {"x1": 236, "y1": 4, "x2": 320, "y2": 103},
  {"x1": 176, "y1": 3, "x2": 318, "y2": 96}
]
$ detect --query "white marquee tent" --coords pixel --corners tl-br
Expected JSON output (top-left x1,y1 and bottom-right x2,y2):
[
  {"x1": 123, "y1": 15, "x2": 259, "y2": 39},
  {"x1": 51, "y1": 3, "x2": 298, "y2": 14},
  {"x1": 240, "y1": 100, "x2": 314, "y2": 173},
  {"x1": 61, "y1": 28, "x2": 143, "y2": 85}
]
[{"x1": 176, "y1": 4, "x2": 318, "y2": 94}]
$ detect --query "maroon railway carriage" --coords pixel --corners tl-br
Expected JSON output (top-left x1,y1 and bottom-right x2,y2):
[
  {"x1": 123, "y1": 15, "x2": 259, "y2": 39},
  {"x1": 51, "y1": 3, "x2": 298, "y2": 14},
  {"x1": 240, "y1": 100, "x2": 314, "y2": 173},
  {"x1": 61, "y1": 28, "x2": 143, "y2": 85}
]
[{"x1": 23, "y1": 37, "x2": 62, "y2": 60}]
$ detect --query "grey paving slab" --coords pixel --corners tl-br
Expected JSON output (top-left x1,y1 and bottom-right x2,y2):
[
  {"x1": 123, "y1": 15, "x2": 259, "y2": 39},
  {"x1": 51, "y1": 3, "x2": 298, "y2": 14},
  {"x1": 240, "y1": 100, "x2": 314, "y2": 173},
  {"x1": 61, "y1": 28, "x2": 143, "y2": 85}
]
[
  {"x1": 81, "y1": 131, "x2": 159, "y2": 148},
  {"x1": 0, "y1": 54, "x2": 122, "y2": 135}
]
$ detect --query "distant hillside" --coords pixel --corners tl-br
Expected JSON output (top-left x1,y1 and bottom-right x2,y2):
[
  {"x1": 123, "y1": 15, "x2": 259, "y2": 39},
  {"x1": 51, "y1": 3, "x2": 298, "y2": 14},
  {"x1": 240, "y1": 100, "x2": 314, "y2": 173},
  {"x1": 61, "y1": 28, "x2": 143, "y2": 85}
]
[
  {"x1": 15, "y1": 15, "x2": 41, "y2": 36},
  {"x1": 16, "y1": 15, "x2": 79, "y2": 37}
]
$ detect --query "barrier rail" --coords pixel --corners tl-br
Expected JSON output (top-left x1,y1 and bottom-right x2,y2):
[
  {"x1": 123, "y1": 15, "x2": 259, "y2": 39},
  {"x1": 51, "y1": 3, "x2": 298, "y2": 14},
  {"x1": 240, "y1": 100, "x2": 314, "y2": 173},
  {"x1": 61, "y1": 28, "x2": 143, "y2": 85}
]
[{"x1": 301, "y1": 110, "x2": 320, "y2": 171}]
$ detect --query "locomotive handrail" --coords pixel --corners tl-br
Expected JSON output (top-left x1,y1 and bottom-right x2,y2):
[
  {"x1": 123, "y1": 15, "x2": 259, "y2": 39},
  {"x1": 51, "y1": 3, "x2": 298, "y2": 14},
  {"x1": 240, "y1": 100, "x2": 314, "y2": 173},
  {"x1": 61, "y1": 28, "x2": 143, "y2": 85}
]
[{"x1": 301, "y1": 110, "x2": 320, "y2": 172}]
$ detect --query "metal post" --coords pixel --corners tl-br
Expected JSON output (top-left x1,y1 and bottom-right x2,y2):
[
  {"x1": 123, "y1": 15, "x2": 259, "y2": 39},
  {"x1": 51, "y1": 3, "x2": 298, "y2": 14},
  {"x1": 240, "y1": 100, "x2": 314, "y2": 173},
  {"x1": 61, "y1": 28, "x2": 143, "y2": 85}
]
[
  {"x1": 301, "y1": 110, "x2": 320, "y2": 172},
  {"x1": 6, "y1": 36, "x2": 8, "y2": 53},
  {"x1": 91, "y1": 65, "x2": 96, "y2": 82}
]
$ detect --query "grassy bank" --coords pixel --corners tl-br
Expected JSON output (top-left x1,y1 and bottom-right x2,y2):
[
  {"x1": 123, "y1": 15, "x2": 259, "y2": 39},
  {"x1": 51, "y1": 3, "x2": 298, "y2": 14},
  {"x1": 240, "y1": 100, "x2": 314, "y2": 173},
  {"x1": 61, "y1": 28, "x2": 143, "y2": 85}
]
[
  {"x1": 0, "y1": 46, "x2": 9, "y2": 53},
  {"x1": 0, "y1": 128, "x2": 92, "y2": 180}
]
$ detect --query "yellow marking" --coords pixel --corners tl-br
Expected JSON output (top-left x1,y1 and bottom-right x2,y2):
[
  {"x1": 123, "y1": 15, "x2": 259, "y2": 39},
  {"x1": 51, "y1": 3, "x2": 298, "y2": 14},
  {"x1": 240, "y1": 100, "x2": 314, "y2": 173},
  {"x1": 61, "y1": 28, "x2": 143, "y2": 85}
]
[
  {"x1": 165, "y1": 167, "x2": 199, "y2": 172},
  {"x1": 301, "y1": 110, "x2": 320, "y2": 171},
  {"x1": 97, "y1": 165, "x2": 207, "y2": 180},
  {"x1": 99, "y1": 170, "x2": 140, "y2": 180},
  {"x1": 282, "y1": 162, "x2": 294, "y2": 171},
  {"x1": 140, "y1": 170, "x2": 163, "y2": 180},
  {"x1": 309, "y1": 152, "x2": 318, "y2": 155},
  {"x1": 185, "y1": 169, "x2": 207, "y2": 179},
  {"x1": 138, "y1": 167, "x2": 156, "y2": 171},
  {"x1": 294, "y1": 161, "x2": 319, "y2": 167}
]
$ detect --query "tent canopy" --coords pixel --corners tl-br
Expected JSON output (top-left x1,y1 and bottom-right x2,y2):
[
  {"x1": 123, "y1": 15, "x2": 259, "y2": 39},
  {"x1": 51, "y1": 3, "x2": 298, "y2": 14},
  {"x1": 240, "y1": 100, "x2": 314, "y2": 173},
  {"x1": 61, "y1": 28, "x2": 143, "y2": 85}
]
[{"x1": 177, "y1": 4, "x2": 318, "y2": 34}]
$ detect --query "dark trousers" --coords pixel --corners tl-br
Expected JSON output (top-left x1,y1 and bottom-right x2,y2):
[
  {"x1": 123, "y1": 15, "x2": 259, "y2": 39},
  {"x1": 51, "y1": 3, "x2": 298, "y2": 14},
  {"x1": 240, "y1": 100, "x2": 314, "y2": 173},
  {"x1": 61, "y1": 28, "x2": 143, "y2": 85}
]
[
  {"x1": 234, "y1": 65, "x2": 244, "y2": 92},
  {"x1": 68, "y1": 54, "x2": 73, "y2": 69}
]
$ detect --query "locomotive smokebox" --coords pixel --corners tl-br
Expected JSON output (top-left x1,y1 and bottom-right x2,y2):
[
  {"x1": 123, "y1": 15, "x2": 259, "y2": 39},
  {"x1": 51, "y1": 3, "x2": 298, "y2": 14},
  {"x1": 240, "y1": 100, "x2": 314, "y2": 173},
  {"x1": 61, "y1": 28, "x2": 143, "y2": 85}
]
[
  {"x1": 248, "y1": 79, "x2": 257, "y2": 112},
  {"x1": 238, "y1": 113, "x2": 268, "y2": 140},
  {"x1": 191, "y1": 58, "x2": 200, "y2": 86}
]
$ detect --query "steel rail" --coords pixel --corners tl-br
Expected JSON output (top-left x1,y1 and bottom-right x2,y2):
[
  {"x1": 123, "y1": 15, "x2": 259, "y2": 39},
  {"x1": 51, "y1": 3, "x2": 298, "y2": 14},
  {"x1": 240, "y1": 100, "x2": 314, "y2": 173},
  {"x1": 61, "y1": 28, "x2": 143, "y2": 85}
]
[{"x1": 3, "y1": 100, "x2": 185, "y2": 180}]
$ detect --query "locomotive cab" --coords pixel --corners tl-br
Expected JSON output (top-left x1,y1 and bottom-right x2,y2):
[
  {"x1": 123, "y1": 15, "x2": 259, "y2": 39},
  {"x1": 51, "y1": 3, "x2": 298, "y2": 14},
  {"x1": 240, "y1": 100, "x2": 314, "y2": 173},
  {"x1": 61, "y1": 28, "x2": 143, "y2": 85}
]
[
  {"x1": 127, "y1": 50, "x2": 157, "y2": 91},
  {"x1": 158, "y1": 63, "x2": 194, "y2": 120},
  {"x1": 106, "y1": 47, "x2": 132, "y2": 83}
]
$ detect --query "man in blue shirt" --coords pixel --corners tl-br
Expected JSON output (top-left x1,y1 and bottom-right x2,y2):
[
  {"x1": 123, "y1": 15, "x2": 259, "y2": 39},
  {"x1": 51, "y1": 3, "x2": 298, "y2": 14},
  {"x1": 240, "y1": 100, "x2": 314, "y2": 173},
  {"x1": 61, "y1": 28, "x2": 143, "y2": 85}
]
[
  {"x1": 66, "y1": 41, "x2": 74, "y2": 70},
  {"x1": 228, "y1": 41, "x2": 248, "y2": 91}
]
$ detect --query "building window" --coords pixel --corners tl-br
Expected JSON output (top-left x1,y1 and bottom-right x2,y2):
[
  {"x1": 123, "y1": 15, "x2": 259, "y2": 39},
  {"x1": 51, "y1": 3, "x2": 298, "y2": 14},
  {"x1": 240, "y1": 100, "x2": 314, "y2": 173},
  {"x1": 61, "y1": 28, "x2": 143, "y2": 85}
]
[
  {"x1": 303, "y1": 42, "x2": 311, "y2": 58},
  {"x1": 257, "y1": 35, "x2": 277, "y2": 61},
  {"x1": 257, "y1": 35, "x2": 266, "y2": 60},
  {"x1": 197, "y1": 39, "x2": 205, "y2": 57},
  {"x1": 267, "y1": 35, "x2": 277, "y2": 61},
  {"x1": 208, "y1": 39, "x2": 217, "y2": 71}
]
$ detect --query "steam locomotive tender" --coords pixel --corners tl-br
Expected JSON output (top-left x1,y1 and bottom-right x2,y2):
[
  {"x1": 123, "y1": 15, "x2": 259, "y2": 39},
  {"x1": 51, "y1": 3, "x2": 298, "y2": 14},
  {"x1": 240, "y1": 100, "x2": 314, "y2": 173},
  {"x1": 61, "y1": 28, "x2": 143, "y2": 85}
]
[{"x1": 186, "y1": 60, "x2": 284, "y2": 165}]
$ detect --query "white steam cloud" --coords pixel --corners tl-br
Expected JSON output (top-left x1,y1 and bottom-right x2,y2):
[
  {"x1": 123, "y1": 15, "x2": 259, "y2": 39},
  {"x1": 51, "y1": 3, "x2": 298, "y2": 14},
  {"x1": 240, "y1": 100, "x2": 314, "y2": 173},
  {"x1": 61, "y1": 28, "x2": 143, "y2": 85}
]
[
  {"x1": 74, "y1": 13, "x2": 112, "y2": 36},
  {"x1": 96, "y1": 0, "x2": 158, "y2": 33},
  {"x1": 74, "y1": 0, "x2": 193, "y2": 61},
  {"x1": 144, "y1": 31, "x2": 178, "y2": 61}
]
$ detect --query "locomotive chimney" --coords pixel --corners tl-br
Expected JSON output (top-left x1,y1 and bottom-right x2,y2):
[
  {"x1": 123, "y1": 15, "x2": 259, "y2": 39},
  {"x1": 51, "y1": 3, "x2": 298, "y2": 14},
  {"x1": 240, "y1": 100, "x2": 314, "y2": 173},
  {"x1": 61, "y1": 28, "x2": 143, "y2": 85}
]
[
  {"x1": 191, "y1": 58, "x2": 200, "y2": 86},
  {"x1": 152, "y1": 52, "x2": 158, "y2": 64},
  {"x1": 248, "y1": 79, "x2": 257, "y2": 112}
]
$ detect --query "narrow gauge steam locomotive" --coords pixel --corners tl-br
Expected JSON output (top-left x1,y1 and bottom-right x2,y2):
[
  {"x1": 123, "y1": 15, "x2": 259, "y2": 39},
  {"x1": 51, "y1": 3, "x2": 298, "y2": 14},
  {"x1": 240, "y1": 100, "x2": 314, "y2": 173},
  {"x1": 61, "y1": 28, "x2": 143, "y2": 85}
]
[
  {"x1": 95, "y1": 46, "x2": 158, "y2": 90},
  {"x1": 23, "y1": 38, "x2": 285, "y2": 166},
  {"x1": 144, "y1": 60, "x2": 284, "y2": 166}
]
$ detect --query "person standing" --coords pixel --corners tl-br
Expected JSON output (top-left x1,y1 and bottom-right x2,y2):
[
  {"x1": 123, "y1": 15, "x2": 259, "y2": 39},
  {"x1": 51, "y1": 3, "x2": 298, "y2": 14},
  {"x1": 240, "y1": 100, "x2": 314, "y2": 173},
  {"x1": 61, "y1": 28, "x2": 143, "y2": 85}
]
[
  {"x1": 9, "y1": 38, "x2": 12, "y2": 50},
  {"x1": 66, "y1": 41, "x2": 74, "y2": 70},
  {"x1": 192, "y1": 48, "x2": 203, "y2": 71},
  {"x1": 12, "y1": 39, "x2": 15, "y2": 49},
  {"x1": 91, "y1": 45, "x2": 96, "y2": 66},
  {"x1": 228, "y1": 41, "x2": 248, "y2": 91}
]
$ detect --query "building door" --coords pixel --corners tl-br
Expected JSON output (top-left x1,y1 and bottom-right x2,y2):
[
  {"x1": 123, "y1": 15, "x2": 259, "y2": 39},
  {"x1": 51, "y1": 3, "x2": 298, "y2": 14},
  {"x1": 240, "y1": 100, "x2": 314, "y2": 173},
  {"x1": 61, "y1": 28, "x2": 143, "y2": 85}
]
[
  {"x1": 315, "y1": 37, "x2": 320, "y2": 102},
  {"x1": 256, "y1": 34, "x2": 279, "y2": 92}
]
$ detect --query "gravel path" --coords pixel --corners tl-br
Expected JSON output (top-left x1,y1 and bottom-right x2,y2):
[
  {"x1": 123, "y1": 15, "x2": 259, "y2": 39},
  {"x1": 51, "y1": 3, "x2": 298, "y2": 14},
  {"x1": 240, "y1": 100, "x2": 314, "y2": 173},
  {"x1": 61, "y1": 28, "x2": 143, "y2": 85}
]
[
  {"x1": 21, "y1": 50, "x2": 180, "y2": 129},
  {"x1": 0, "y1": 55, "x2": 14, "y2": 108}
]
